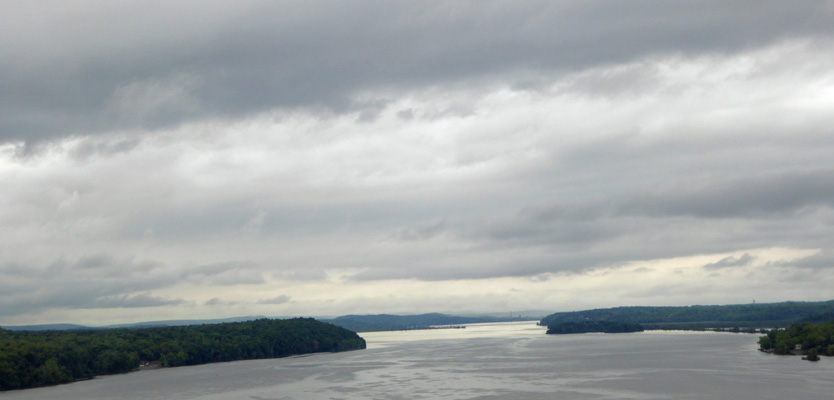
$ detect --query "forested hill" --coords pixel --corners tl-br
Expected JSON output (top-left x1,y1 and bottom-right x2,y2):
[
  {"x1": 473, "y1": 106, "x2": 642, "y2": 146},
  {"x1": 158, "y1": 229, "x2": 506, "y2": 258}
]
[
  {"x1": 320, "y1": 313, "x2": 531, "y2": 332},
  {"x1": 540, "y1": 300, "x2": 834, "y2": 329},
  {"x1": 0, "y1": 318, "x2": 365, "y2": 391}
]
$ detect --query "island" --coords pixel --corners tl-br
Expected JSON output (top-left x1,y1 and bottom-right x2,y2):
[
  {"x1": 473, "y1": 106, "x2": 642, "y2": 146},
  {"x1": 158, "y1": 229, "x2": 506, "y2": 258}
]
[
  {"x1": 0, "y1": 318, "x2": 365, "y2": 391},
  {"x1": 546, "y1": 320, "x2": 644, "y2": 334}
]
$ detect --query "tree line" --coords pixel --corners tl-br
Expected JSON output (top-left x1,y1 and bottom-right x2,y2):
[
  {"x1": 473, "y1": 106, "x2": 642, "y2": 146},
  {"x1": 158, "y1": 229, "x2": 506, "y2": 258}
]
[{"x1": 0, "y1": 318, "x2": 365, "y2": 391}]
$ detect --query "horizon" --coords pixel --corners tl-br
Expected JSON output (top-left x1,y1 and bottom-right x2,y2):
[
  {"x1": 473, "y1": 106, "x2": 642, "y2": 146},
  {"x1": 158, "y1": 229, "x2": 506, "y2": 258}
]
[
  {"x1": 3, "y1": 1, "x2": 834, "y2": 326},
  {"x1": 5, "y1": 298, "x2": 833, "y2": 329}
]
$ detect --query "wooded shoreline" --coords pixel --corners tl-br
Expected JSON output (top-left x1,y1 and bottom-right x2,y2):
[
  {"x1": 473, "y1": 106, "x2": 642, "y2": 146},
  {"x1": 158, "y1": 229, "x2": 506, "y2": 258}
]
[{"x1": 0, "y1": 318, "x2": 365, "y2": 391}]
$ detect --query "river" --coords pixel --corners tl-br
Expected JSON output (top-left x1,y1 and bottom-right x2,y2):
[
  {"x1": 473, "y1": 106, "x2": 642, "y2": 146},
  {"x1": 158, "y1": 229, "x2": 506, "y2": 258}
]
[{"x1": 3, "y1": 321, "x2": 833, "y2": 399}]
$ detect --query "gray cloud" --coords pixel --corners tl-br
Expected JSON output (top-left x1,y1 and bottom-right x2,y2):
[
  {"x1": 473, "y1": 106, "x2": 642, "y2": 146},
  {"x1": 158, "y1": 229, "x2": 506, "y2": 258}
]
[
  {"x1": 184, "y1": 261, "x2": 265, "y2": 286},
  {"x1": 617, "y1": 169, "x2": 834, "y2": 219},
  {"x1": 0, "y1": 255, "x2": 258, "y2": 317},
  {"x1": 703, "y1": 254, "x2": 755, "y2": 270},
  {"x1": 257, "y1": 295, "x2": 291, "y2": 305},
  {"x1": 0, "y1": 255, "x2": 179, "y2": 317},
  {"x1": 204, "y1": 297, "x2": 239, "y2": 307},
  {"x1": 767, "y1": 250, "x2": 834, "y2": 271},
  {"x1": 3, "y1": 0, "x2": 834, "y2": 144},
  {"x1": 92, "y1": 294, "x2": 184, "y2": 309},
  {"x1": 68, "y1": 137, "x2": 142, "y2": 161},
  {"x1": 394, "y1": 219, "x2": 448, "y2": 241},
  {"x1": 270, "y1": 269, "x2": 328, "y2": 282}
]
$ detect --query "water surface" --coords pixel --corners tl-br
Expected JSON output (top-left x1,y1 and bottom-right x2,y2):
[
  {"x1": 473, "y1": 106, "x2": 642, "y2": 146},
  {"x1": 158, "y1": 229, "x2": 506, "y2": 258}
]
[{"x1": 3, "y1": 322, "x2": 832, "y2": 399}]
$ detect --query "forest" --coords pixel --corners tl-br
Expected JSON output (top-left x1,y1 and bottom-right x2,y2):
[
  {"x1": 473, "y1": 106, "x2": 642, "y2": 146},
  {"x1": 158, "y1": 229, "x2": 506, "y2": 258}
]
[
  {"x1": 0, "y1": 318, "x2": 365, "y2": 391},
  {"x1": 758, "y1": 321, "x2": 834, "y2": 359},
  {"x1": 540, "y1": 300, "x2": 834, "y2": 328}
]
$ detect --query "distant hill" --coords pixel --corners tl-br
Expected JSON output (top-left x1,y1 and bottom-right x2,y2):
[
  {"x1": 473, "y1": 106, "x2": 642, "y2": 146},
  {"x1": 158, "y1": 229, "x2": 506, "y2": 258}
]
[
  {"x1": 2, "y1": 316, "x2": 265, "y2": 331},
  {"x1": 320, "y1": 313, "x2": 532, "y2": 332},
  {"x1": 104, "y1": 315, "x2": 265, "y2": 329},
  {"x1": 3, "y1": 313, "x2": 532, "y2": 333},
  {"x1": 540, "y1": 300, "x2": 834, "y2": 329},
  {"x1": 1, "y1": 323, "x2": 90, "y2": 332},
  {"x1": 456, "y1": 310, "x2": 553, "y2": 319}
]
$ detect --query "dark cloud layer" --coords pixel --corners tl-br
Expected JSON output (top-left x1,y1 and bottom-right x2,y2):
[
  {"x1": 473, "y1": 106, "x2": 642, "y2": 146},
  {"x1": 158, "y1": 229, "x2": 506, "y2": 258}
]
[
  {"x1": 92, "y1": 294, "x2": 184, "y2": 309},
  {"x1": 617, "y1": 169, "x2": 834, "y2": 219},
  {"x1": 3, "y1": 0, "x2": 833, "y2": 144},
  {"x1": 258, "y1": 295, "x2": 291, "y2": 305},
  {"x1": 0, "y1": 256, "x2": 263, "y2": 318},
  {"x1": 0, "y1": 255, "x2": 178, "y2": 317},
  {"x1": 185, "y1": 261, "x2": 265, "y2": 286}
]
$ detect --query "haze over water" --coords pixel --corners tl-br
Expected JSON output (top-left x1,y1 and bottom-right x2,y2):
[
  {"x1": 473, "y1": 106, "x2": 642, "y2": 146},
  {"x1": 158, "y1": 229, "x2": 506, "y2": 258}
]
[{"x1": 4, "y1": 322, "x2": 833, "y2": 399}]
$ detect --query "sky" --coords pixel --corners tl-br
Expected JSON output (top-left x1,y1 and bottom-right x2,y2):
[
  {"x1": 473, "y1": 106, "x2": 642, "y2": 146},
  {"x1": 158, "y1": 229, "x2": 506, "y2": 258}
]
[{"x1": 2, "y1": 0, "x2": 834, "y2": 326}]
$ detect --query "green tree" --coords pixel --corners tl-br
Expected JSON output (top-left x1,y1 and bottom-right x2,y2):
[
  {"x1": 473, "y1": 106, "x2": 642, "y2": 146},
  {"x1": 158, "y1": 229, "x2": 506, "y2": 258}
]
[
  {"x1": 37, "y1": 358, "x2": 69, "y2": 386},
  {"x1": 758, "y1": 336, "x2": 772, "y2": 350},
  {"x1": 774, "y1": 341, "x2": 791, "y2": 355}
]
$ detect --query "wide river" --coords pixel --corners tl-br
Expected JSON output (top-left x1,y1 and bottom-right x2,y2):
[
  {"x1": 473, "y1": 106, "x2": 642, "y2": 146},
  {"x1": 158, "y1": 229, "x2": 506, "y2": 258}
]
[{"x1": 3, "y1": 322, "x2": 833, "y2": 399}]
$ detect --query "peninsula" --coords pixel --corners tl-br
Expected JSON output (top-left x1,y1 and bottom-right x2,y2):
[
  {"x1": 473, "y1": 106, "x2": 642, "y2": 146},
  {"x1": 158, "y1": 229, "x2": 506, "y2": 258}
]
[
  {"x1": 758, "y1": 321, "x2": 834, "y2": 359},
  {"x1": 0, "y1": 318, "x2": 365, "y2": 391}
]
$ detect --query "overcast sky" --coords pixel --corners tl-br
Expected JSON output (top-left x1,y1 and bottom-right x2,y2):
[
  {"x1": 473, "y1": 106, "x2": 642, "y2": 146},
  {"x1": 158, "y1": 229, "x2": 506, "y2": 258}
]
[{"x1": 3, "y1": 0, "x2": 834, "y2": 326}]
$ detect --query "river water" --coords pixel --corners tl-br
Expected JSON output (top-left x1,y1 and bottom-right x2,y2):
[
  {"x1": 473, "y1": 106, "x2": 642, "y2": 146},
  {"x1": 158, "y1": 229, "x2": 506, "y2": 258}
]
[{"x1": 3, "y1": 321, "x2": 833, "y2": 399}]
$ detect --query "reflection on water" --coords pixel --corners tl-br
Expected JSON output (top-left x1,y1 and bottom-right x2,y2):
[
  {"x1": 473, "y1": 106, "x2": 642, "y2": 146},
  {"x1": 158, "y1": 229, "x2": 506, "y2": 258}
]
[
  {"x1": 362, "y1": 320, "x2": 545, "y2": 349},
  {"x1": 4, "y1": 322, "x2": 834, "y2": 399}
]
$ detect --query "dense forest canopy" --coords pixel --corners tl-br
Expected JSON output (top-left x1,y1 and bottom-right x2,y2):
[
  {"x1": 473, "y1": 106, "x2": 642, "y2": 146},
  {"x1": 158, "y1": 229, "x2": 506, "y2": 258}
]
[
  {"x1": 540, "y1": 300, "x2": 834, "y2": 328},
  {"x1": 0, "y1": 318, "x2": 365, "y2": 391}
]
